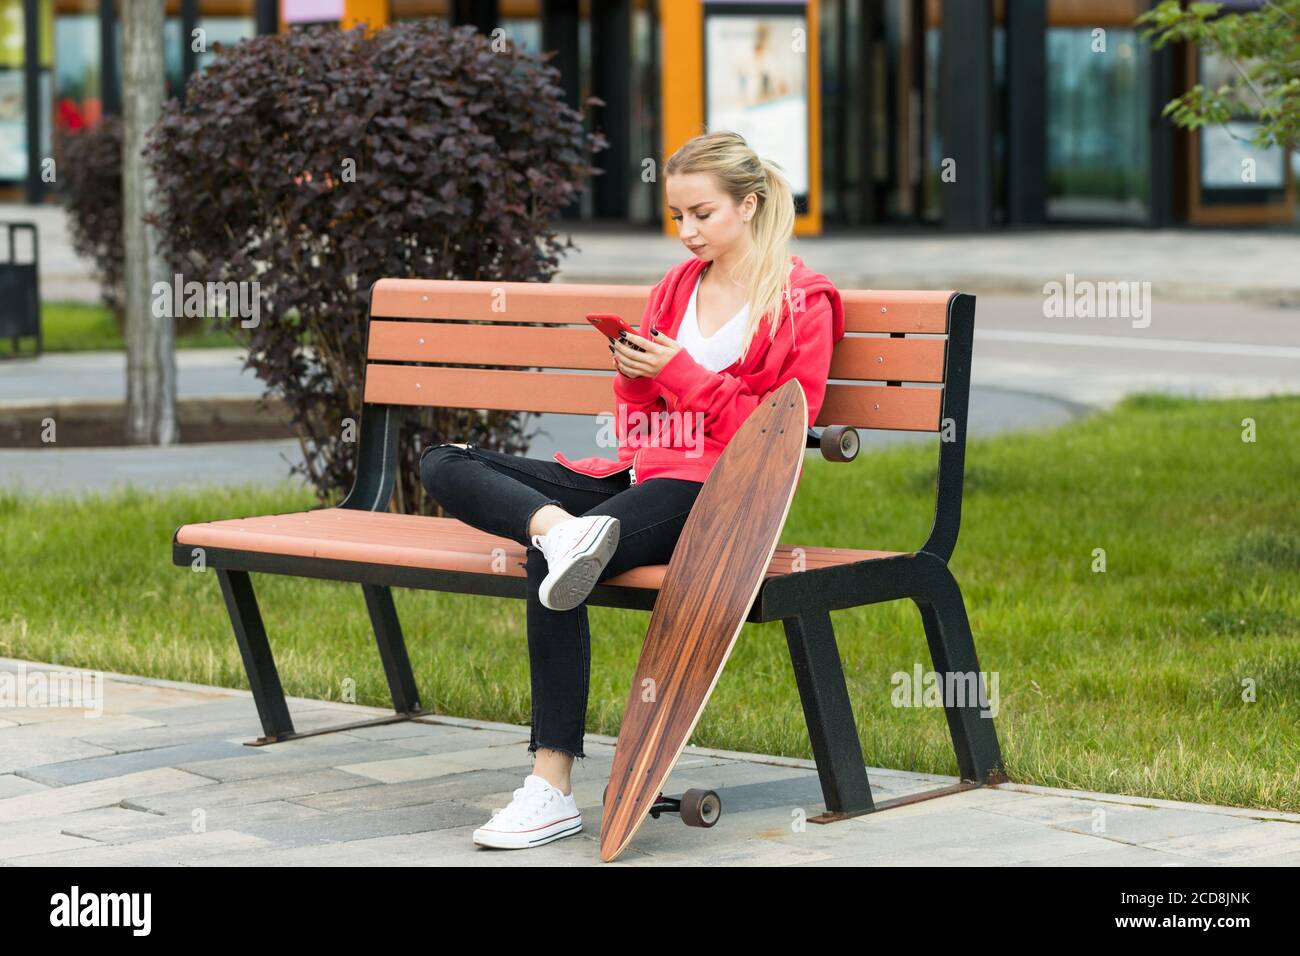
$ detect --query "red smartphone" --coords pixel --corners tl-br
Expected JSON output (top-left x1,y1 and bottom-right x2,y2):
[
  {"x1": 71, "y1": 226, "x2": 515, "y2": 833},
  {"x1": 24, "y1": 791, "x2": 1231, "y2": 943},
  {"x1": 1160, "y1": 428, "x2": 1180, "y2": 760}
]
[{"x1": 586, "y1": 313, "x2": 646, "y2": 350}]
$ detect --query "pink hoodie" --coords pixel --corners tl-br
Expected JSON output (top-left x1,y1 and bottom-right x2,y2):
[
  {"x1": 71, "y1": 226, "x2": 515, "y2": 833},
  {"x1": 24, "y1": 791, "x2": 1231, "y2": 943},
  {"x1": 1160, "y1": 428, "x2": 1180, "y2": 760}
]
[{"x1": 552, "y1": 254, "x2": 845, "y2": 490}]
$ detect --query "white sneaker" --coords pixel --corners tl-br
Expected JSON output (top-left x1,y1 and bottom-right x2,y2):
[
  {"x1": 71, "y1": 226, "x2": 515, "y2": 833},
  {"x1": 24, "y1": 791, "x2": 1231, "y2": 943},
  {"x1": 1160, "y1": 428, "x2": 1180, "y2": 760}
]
[
  {"x1": 531, "y1": 514, "x2": 620, "y2": 611},
  {"x1": 472, "y1": 774, "x2": 582, "y2": 849}
]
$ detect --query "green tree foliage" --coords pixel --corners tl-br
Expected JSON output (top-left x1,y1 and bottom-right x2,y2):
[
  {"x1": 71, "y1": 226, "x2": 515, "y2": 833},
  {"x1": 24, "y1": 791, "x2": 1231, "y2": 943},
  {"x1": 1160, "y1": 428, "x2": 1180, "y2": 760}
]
[{"x1": 1138, "y1": 0, "x2": 1300, "y2": 150}]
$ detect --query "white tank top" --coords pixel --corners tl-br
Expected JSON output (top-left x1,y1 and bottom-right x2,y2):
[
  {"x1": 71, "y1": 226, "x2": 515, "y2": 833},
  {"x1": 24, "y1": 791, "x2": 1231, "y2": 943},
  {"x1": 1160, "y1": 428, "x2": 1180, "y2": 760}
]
[{"x1": 676, "y1": 271, "x2": 748, "y2": 372}]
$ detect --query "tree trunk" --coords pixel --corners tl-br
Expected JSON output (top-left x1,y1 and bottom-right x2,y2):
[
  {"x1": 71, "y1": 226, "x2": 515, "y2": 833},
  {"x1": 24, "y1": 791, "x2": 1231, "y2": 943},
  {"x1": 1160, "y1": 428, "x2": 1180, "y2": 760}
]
[{"x1": 122, "y1": 0, "x2": 175, "y2": 445}]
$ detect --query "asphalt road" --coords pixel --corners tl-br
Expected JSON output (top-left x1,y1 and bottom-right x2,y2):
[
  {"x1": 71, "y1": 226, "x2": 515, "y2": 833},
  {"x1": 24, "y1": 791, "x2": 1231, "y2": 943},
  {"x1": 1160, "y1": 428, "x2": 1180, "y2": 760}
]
[{"x1": 1, "y1": 294, "x2": 1294, "y2": 497}]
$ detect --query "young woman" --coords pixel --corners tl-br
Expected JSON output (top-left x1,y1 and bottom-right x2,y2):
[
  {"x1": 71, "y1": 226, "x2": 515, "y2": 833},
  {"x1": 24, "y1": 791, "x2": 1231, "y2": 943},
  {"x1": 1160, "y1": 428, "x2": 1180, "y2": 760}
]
[{"x1": 419, "y1": 130, "x2": 845, "y2": 849}]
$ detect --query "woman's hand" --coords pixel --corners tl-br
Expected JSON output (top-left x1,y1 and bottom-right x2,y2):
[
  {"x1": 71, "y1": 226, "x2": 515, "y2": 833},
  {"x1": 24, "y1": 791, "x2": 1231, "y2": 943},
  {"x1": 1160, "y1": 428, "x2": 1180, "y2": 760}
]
[{"x1": 612, "y1": 329, "x2": 683, "y2": 379}]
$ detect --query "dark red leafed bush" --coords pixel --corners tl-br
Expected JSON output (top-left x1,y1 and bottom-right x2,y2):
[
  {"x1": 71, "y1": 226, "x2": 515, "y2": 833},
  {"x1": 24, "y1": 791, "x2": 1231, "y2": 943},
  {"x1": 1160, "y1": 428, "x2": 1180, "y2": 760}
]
[{"x1": 143, "y1": 20, "x2": 606, "y2": 513}]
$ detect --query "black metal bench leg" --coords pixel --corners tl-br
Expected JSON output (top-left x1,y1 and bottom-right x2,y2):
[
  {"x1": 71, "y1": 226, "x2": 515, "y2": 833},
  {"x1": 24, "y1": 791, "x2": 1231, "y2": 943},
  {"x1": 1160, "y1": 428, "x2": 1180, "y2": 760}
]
[
  {"x1": 782, "y1": 609, "x2": 875, "y2": 820},
  {"x1": 216, "y1": 568, "x2": 295, "y2": 742},
  {"x1": 914, "y1": 563, "x2": 1007, "y2": 785},
  {"x1": 361, "y1": 583, "x2": 423, "y2": 714}
]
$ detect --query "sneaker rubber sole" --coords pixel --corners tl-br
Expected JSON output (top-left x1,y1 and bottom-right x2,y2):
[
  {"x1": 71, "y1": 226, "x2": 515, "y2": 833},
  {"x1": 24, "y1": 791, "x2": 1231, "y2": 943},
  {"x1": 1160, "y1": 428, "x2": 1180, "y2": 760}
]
[
  {"x1": 472, "y1": 814, "x2": 583, "y2": 849},
  {"x1": 539, "y1": 516, "x2": 620, "y2": 611}
]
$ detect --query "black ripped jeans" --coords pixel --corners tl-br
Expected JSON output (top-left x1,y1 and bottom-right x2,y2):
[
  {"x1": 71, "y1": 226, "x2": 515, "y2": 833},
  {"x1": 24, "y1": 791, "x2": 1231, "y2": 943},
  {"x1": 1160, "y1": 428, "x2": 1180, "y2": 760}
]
[{"x1": 419, "y1": 442, "x2": 704, "y2": 761}]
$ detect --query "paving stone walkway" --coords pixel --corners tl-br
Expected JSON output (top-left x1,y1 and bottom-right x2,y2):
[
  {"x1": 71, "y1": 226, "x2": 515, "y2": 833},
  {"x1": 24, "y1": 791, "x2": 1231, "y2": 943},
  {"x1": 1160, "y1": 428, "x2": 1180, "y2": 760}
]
[{"x1": 2, "y1": 658, "x2": 1297, "y2": 866}]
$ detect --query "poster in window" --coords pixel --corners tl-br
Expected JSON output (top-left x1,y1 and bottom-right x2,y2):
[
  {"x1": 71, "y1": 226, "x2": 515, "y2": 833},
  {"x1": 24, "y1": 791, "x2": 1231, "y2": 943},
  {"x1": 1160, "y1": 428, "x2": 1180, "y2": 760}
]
[{"x1": 704, "y1": 3, "x2": 809, "y2": 206}]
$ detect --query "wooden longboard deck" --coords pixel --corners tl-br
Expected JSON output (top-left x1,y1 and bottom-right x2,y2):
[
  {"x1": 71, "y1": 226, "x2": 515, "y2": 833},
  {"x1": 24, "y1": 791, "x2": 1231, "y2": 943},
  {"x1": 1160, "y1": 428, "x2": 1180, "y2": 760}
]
[{"x1": 600, "y1": 379, "x2": 808, "y2": 862}]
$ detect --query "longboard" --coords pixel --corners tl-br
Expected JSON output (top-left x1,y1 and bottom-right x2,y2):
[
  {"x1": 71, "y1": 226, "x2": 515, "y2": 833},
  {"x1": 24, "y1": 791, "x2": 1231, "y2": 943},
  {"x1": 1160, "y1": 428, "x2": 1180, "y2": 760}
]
[{"x1": 600, "y1": 378, "x2": 808, "y2": 862}]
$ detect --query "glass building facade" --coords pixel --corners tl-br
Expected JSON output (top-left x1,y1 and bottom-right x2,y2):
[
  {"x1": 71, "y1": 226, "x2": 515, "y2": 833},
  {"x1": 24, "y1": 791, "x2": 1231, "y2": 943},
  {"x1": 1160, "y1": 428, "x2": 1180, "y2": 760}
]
[
  {"x1": 1, "y1": 0, "x2": 256, "y2": 190},
  {"x1": 2, "y1": 0, "x2": 1294, "y2": 228}
]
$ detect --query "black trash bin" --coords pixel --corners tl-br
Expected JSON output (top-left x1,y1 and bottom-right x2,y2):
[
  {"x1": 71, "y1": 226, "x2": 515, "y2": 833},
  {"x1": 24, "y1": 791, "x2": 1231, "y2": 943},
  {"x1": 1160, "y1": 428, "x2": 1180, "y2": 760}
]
[{"x1": 0, "y1": 222, "x2": 41, "y2": 358}]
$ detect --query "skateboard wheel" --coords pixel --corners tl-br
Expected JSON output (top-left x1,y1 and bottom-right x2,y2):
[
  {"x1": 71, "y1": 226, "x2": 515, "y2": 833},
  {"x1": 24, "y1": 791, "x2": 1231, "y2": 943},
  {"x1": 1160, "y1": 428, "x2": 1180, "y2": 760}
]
[
  {"x1": 820, "y1": 425, "x2": 859, "y2": 462},
  {"x1": 679, "y1": 789, "x2": 721, "y2": 828}
]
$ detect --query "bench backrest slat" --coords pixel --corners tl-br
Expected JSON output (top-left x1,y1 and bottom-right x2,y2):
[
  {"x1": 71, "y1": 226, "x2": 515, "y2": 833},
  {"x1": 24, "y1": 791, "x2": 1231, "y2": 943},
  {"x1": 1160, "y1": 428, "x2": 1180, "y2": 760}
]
[
  {"x1": 363, "y1": 365, "x2": 944, "y2": 431},
  {"x1": 370, "y1": 280, "x2": 950, "y2": 333},
  {"x1": 366, "y1": 318, "x2": 948, "y2": 383},
  {"x1": 363, "y1": 278, "x2": 953, "y2": 433},
  {"x1": 840, "y1": 289, "x2": 950, "y2": 333}
]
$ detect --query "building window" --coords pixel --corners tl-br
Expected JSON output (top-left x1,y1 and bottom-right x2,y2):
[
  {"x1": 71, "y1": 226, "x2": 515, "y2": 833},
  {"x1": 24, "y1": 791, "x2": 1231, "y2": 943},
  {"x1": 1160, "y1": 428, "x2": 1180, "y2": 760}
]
[{"x1": 1045, "y1": 27, "x2": 1149, "y2": 223}]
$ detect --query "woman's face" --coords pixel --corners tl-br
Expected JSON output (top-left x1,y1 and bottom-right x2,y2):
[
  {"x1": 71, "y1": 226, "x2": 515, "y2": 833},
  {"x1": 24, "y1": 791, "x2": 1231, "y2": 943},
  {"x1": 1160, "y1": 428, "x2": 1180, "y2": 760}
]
[{"x1": 666, "y1": 172, "x2": 756, "y2": 261}]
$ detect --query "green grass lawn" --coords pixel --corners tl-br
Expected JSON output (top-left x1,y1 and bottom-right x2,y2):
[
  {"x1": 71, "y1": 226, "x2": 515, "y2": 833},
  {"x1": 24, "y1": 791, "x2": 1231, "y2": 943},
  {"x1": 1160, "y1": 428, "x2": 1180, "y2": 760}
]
[
  {"x1": 0, "y1": 301, "x2": 241, "y2": 354},
  {"x1": 1, "y1": 392, "x2": 1297, "y2": 811}
]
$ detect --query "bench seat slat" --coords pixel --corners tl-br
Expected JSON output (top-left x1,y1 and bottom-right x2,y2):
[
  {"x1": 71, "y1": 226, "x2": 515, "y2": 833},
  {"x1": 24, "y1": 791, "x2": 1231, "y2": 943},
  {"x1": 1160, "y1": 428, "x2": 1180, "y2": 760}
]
[{"x1": 175, "y1": 510, "x2": 900, "y2": 591}]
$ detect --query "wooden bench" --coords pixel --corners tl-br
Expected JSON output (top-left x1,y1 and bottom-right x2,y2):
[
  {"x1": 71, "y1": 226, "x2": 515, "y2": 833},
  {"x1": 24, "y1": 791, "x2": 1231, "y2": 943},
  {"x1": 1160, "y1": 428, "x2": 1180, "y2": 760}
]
[{"x1": 172, "y1": 278, "x2": 1005, "y2": 821}]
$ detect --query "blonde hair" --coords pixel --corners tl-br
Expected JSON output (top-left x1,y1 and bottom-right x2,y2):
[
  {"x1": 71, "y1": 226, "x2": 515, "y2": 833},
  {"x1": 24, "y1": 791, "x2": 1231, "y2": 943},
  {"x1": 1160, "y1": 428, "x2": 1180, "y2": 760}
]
[{"x1": 664, "y1": 130, "x2": 796, "y2": 359}]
